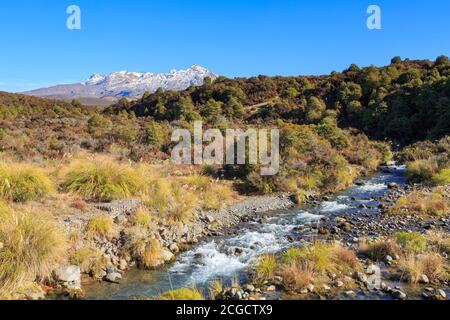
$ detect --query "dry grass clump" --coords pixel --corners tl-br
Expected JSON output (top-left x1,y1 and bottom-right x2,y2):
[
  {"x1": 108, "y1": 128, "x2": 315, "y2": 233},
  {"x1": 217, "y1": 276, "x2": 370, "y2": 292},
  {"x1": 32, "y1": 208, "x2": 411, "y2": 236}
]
[
  {"x1": 85, "y1": 215, "x2": 115, "y2": 239},
  {"x1": 132, "y1": 238, "x2": 168, "y2": 269},
  {"x1": 278, "y1": 262, "x2": 315, "y2": 290},
  {"x1": 389, "y1": 189, "x2": 449, "y2": 217},
  {"x1": 0, "y1": 203, "x2": 67, "y2": 295},
  {"x1": 359, "y1": 238, "x2": 401, "y2": 260},
  {"x1": 255, "y1": 243, "x2": 361, "y2": 291},
  {"x1": 142, "y1": 179, "x2": 198, "y2": 224},
  {"x1": 60, "y1": 160, "x2": 148, "y2": 202},
  {"x1": 399, "y1": 253, "x2": 446, "y2": 283},
  {"x1": 159, "y1": 287, "x2": 204, "y2": 300},
  {"x1": 69, "y1": 247, "x2": 107, "y2": 275},
  {"x1": 130, "y1": 207, "x2": 153, "y2": 229},
  {"x1": 0, "y1": 162, "x2": 53, "y2": 202}
]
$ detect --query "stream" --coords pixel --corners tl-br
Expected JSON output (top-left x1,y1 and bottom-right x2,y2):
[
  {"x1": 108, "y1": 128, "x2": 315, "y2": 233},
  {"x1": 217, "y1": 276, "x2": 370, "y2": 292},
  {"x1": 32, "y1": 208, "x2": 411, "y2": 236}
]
[{"x1": 83, "y1": 165, "x2": 407, "y2": 300}]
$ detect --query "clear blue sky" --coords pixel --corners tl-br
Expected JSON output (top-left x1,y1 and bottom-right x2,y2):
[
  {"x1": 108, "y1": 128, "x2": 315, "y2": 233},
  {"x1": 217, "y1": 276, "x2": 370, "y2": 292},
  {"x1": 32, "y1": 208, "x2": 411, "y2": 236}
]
[{"x1": 0, "y1": 0, "x2": 449, "y2": 92}]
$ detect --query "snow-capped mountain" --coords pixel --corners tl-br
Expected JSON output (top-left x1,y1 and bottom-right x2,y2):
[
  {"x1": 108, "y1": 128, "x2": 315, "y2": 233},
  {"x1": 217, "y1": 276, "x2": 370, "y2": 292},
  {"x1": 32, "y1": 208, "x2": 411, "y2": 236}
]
[{"x1": 25, "y1": 65, "x2": 216, "y2": 99}]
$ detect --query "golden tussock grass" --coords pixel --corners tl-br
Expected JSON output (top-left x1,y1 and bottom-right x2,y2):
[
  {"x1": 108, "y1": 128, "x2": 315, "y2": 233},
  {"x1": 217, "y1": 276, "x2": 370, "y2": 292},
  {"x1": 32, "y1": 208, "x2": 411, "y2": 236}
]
[
  {"x1": 60, "y1": 160, "x2": 148, "y2": 202},
  {"x1": 159, "y1": 287, "x2": 204, "y2": 300},
  {"x1": 0, "y1": 203, "x2": 67, "y2": 295},
  {"x1": 0, "y1": 162, "x2": 53, "y2": 202},
  {"x1": 85, "y1": 215, "x2": 115, "y2": 239}
]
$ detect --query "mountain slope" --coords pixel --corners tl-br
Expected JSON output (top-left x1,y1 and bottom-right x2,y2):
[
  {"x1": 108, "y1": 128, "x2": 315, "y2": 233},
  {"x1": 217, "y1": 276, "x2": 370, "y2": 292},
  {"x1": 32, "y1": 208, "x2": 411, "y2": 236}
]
[{"x1": 24, "y1": 65, "x2": 216, "y2": 99}]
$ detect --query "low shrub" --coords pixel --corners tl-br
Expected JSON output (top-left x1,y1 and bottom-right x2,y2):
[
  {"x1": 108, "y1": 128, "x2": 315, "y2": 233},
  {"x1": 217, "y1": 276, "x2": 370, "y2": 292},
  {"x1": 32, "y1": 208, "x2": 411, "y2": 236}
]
[
  {"x1": 394, "y1": 232, "x2": 427, "y2": 254},
  {"x1": 432, "y1": 169, "x2": 450, "y2": 186},
  {"x1": 0, "y1": 163, "x2": 53, "y2": 202}
]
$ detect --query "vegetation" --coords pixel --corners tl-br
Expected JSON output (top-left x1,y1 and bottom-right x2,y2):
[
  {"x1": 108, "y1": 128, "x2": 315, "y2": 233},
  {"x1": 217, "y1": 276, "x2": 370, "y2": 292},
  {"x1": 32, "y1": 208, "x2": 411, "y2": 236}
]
[
  {"x1": 159, "y1": 287, "x2": 204, "y2": 300},
  {"x1": 394, "y1": 232, "x2": 427, "y2": 254},
  {"x1": 0, "y1": 163, "x2": 52, "y2": 202},
  {"x1": 389, "y1": 188, "x2": 449, "y2": 217},
  {"x1": 0, "y1": 203, "x2": 67, "y2": 295},
  {"x1": 61, "y1": 160, "x2": 147, "y2": 202},
  {"x1": 85, "y1": 215, "x2": 115, "y2": 239}
]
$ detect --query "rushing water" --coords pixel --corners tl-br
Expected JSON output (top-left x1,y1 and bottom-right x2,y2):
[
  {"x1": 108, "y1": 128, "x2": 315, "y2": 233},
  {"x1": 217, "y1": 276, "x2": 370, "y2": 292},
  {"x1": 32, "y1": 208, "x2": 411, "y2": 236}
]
[{"x1": 83, "y1": 166, "x2": 407, "y2": 300}]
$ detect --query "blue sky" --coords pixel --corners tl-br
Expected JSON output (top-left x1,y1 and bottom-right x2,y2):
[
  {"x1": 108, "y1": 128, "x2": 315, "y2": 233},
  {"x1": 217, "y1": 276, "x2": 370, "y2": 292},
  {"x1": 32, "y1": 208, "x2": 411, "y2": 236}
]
[{"x1": 0, "y1": 0, "x2": 449, "y2": 92}]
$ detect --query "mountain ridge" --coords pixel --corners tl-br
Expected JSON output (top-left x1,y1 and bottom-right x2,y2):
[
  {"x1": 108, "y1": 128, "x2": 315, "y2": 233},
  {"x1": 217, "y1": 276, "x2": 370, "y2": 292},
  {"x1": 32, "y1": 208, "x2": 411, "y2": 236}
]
[{"x1": 24, "y1": 65, "x2": 216, "y2": 100}]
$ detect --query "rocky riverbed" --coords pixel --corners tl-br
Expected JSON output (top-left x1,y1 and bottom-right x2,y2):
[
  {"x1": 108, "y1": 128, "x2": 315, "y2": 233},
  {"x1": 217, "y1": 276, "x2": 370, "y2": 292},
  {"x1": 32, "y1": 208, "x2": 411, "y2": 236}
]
[{"x1": 48, "y1": 165, "x2": 449, "y2": 300}]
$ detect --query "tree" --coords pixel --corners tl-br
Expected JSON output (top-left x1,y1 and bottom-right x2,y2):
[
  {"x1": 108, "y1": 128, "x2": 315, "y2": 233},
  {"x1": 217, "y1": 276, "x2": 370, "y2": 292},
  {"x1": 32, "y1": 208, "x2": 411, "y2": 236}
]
[
  {"x1": 202, "y1": 99, "x2": 222, "y2": 122},
  {"x1": 391, "y1": 56, "x2": 402, "y2": 64},
  {"x1": 282, "y1": 87, "x2": 299, "y2": 99},
  {"x1": 305, "y1": 97, "x2": 326, "y2": 124},
  {"x1": 338, "y1": 82, "x2": 363, "y2": 104},
  {"x1": 435, "y1": 55, "x2": 450, "y2": 66}
]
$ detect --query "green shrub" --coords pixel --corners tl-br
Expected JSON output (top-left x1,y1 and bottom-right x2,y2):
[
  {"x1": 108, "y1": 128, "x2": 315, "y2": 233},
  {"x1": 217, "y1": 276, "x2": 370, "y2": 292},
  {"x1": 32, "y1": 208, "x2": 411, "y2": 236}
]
[
  {"x1": 61, "y1": 160, "x2": 147, "y2": 202},
  {"x1": 159, "y1": 288, "x2": 204, "y2": 300},
  {"x1": 394, "y1": 232, "x2": 427, "y2": 253},
  {"x1": 432, "y1": 169, "x2": 450, "y2": 186},
  {"x1": 0, "y1": 163, "x2": 53, "y2": 202}
]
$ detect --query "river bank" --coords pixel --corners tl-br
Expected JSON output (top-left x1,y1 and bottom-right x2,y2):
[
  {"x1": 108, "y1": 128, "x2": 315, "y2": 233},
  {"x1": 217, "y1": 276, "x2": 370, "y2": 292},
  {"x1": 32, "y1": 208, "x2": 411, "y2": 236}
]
[{"x1": 72, "y1": 165, "x2": 448, "y2": 300}]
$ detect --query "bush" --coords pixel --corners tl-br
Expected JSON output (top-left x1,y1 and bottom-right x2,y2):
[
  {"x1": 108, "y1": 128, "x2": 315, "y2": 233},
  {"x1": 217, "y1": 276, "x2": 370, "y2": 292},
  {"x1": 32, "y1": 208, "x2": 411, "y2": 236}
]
[
  {"x1": 0, "y1": 163, "x2": 53, "y2": 202},
  {"x1": 394, "y1": 232, "x2": 427, "y2": 253},
  {"x1": 0, "y1": 205, "x2": 67, "y2": 295},
  {"x1": 159, "y1": 288, "x2": 204, "y2": 300},
  {"x1": 61, "y1": 160, "x2": 147, "y2": 202},
  {"x1": 86, "y1": 215, "x2": 114, "y2": 239},
  {"x1": 432, "y1": 169, "x2": 450, "y2": 186}
]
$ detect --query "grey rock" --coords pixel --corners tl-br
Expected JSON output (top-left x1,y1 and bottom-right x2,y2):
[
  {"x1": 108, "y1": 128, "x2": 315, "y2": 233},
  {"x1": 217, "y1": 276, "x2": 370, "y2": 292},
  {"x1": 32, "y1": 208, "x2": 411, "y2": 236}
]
[
  {"x1": 105, "y1": 272, "x2": 122, "y2": 283},
  {"x1": 54, "y1": 265, "x2": 81, "y2": 283}
]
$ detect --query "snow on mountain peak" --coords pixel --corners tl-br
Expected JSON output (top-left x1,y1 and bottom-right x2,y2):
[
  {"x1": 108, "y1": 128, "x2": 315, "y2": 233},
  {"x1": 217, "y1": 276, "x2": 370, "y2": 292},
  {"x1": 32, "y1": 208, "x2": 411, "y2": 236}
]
[{"x1": 27, "y1": 65, "x2": 217, "y2": 99}]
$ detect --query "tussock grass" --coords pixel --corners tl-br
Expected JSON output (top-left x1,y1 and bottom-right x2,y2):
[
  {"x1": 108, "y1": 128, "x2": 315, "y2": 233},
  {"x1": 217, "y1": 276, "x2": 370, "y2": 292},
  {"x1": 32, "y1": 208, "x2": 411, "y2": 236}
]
[
  {"x1": 359, "y1": 238, "x2": 401, "y2": 260},
  {"x1": 394, "y1": 232, "x2": 427, "y2": 254},
  {"x1": 61, "y1": 160, "x2": 147, "y2": 202},
  {"x1": 390, "y1": 189, "x2": 449, "y2": 217},
  {"x1": 400, "y1": 253, "x2": 445, "y2": 283},
  {"x1": 405, "y1": 159, "x2": 439, "y2": 183},
  {"x1": 208, "y1": 279, "x2": 223, "y2": 299},
  {"x1": 132, "y1": 238, "x2": 167, "y2": 269},
  {"x1": 130, "y1": 207, "x2": 152, "y2": 229},
  {"x1": 159, "y1": 287, "x2": 204, "y2": 300},
  {"x1": 69, "y1": 247, "x2": 107, "y2": 275},
  {"x1": 0, "y1": 163, "x2": 53, "y2": 202},
  {"x1": 0, "y1": 204, "x2": 67, "y2": 295},
  {"x1": 279, "y1": 262, "x2": 315, "y2": 290},
  {"x1": 254, "y1": 255, "x2": 277, "y2": 280},
  {"x1": 86, "y1": 215, "x2": 115, "y2": 239}
]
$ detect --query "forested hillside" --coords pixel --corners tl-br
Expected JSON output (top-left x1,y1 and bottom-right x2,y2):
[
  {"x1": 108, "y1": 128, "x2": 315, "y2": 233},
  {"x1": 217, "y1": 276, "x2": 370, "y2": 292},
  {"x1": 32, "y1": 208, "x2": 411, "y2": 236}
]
[{"x1": 111, "y1": 56, "x2": 450, "y2": 144}]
